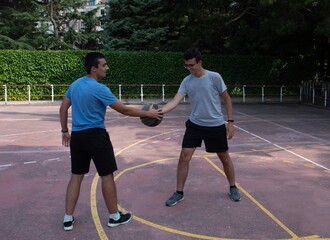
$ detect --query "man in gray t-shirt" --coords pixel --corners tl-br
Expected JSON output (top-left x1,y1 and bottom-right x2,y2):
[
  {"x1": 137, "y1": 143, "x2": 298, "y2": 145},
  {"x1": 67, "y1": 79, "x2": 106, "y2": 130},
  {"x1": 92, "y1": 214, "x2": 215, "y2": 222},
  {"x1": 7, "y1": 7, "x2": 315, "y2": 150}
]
[{"x1": 161, "y1": 47, "x2": 241, "y2": 207}]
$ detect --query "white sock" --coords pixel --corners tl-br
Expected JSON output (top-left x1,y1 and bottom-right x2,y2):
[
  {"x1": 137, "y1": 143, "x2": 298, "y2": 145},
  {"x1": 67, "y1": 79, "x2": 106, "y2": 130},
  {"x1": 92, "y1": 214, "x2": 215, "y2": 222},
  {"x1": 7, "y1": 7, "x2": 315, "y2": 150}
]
[
  {"x1": 64, "y1": 214, "x2": 73, "y2": 222},
  {"x1": 109, "y1": 212, "x2": 120, "y2": 221}
]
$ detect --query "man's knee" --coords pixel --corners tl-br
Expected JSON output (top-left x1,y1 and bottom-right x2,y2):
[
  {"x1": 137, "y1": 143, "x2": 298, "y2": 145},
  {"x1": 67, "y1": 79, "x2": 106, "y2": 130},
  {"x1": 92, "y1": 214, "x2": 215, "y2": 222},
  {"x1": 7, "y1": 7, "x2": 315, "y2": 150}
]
[
  {"x1": 101, "y1": 173, "x2": 114, "y2": 182},
  {"x1": 217, "y1": 152, "x2": 231, "y2": 163},
  {"x1": 179, "y1": 148, "x2": 195, "y2": 162}
]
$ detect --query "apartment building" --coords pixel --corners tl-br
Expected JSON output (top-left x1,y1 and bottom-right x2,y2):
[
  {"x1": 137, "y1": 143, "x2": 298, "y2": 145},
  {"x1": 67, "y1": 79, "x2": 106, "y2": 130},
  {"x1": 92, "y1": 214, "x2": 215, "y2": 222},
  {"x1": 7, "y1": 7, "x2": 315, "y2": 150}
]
[
  {"x1": 36, "y1": 0, "x2": 108, "y2": 33},
  {"x1": 76, "y1": 0, "x2": 108, "y2": 32}
]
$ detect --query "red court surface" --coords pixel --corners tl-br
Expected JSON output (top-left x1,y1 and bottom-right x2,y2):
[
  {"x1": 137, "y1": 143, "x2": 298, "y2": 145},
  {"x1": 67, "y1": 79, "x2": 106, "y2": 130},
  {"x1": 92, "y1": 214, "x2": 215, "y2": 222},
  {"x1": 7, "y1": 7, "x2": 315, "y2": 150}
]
[{"x1": 0, "y1": 103, "x2": 329, "y2": 240}]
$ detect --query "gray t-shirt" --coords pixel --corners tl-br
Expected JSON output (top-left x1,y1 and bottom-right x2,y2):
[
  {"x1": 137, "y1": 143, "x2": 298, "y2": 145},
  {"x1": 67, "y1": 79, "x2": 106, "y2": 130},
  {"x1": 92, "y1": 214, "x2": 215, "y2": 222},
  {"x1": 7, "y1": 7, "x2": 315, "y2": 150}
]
[{"x1": 178, "y1": 70, "x2": 227, "y2": 127}]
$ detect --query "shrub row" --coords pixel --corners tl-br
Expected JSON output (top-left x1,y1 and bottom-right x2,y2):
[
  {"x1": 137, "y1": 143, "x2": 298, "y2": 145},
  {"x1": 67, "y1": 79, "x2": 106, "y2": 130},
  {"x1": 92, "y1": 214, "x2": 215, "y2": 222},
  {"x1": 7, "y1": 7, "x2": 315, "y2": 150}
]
[{"x1": 0, "y1": 50, "x2": 316, "y2": 99}]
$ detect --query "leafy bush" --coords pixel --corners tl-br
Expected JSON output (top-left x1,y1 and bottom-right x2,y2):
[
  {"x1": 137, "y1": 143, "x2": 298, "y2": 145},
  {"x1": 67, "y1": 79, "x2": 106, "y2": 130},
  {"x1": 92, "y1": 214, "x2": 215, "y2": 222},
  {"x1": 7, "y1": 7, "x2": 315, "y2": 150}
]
[{"x1": 0, "y1": 50, "x2": 316, "y2": 100}]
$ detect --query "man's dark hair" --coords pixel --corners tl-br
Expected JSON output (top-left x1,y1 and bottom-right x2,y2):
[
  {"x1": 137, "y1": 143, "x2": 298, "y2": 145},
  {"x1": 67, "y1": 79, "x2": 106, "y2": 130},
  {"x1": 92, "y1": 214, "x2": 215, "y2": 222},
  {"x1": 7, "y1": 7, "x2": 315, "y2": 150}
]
[
  {"x1": 183, "y1": 47, "x2": 202, "y2": 62},
  {"x1": 84, "y1": 52, "x2": 105, "y2": 74}
]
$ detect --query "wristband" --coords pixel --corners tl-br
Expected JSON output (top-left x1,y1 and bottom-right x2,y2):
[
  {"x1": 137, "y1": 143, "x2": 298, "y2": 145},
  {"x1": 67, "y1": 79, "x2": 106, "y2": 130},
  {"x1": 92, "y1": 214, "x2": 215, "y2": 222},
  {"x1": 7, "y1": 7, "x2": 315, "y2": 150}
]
[
  {"x1": 227, "y1": 120, "x2": 234, "y2": 123},
  {"x1": 61, "y1": 129, "x2": 69, "y2": 133}
]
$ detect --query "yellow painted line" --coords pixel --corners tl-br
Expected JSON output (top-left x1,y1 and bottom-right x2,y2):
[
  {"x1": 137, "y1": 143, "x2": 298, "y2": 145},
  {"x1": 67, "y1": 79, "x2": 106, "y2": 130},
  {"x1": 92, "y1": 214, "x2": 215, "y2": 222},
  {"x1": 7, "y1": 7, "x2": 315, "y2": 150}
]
[
  {"x1": 115, "y1": 156, "x2": 242, "y2": 240},
  {"x1": 91, "y1": 175, "x2": 109, "y2": 240},
  {"x1": 114, "y1": 155, "x2": 301, "y2": 240},
  {"x1": 118, "y1": 205, "x2": 241, "y2": 240},
  {"x1": 91, "y1": 130, "x2": 181, "y2": 240},
  {"x1": 115, "y1": 130, "x2": 182, "y2": 156},
  {"x1": 203, "y1": 156, "x2": 299, "y2": 239},
  {"x1": 283, "y1": 160, "x2": 295, "y2": 164},
  {"x1": 304, "y1": 164, "x2": 316, "y2": 168},
  {"x1": 260, "y1": 157, "x2": 273, "y2": 161},
  {"x1": 324, "y1": 170, "x2": 330, "y2": 174},
  {"x1": 114, "y1": 153, "x2": 216, "y2": 181},
  {"x1": 94, "y1": 153, "x2": 238, "y2": 240},
  {"x1": 90, "y1": 131, "x2": 325, "y2": 240},
  {"x1": 114, "y1": 157, "x2": 176, "y2": 181},
  {"x1": 114, "y1": 154, "x2": 214, "y2": 181},
  {"x1": 297, "y1": 235, "x2": 321, "y2": 239}
]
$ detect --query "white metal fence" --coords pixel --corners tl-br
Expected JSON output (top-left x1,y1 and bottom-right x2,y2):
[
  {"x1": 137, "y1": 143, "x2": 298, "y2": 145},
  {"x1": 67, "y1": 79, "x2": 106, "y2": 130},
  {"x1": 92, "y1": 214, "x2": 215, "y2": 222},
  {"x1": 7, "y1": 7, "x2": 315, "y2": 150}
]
[
  {"x1": 0, "y1": 83, "x2": 328, "y2": 107},
  {"x1": 300, "y1": 81, "x2": 329, "y2": 108}
]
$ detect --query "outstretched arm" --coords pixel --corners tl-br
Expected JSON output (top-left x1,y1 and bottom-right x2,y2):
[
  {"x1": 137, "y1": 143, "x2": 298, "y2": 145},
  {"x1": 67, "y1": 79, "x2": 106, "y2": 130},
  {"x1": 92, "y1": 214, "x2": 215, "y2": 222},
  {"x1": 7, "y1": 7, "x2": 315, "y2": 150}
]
[
  {"x1": 110, "y1": 101, "x2": 163, "y2": 119},
  {"x1": 161, "y1": 93, "x2": 185, "y2": 114}
]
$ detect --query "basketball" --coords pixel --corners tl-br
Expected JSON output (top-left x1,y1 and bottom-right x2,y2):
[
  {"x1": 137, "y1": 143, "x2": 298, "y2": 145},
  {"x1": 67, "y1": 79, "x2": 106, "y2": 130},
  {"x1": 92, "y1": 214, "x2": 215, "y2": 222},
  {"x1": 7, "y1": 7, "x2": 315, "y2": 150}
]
[{"x1": 140, "y1": 103, "x2": 163, "y2": 127}]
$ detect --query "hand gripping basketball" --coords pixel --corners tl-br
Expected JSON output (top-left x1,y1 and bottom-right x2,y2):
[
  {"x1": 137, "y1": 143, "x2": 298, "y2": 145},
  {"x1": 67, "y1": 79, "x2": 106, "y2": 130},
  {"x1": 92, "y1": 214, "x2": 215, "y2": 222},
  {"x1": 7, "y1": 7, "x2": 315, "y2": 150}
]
[{"x1": 140, "y1": 103, "x2": 163, "y2": 127}]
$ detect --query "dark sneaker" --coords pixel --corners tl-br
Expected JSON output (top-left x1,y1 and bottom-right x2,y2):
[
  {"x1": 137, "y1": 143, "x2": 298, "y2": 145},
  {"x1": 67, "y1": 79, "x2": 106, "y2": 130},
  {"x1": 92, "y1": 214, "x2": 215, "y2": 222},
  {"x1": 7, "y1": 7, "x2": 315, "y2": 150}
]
[
  {"x1": 165, "y1": 192, "x2": 184, "y2": 207},
  {"x1": 229, "y1": 187, "x2": 241, "y2": 202},
  {"x1": 63, "y1": 217, "x2": 75, "y2": 231},
  {"x1": 108, "y1": 212, "x2": 132, "y2": 228}
]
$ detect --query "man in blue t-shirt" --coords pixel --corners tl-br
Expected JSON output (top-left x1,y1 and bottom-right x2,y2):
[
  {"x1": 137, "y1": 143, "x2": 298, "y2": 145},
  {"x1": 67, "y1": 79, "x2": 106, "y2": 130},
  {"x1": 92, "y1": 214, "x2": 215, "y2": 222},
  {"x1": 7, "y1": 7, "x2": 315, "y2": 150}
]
[
  {"x1": 59, "y1": 52, "x2": 162, "y2": 231},
  {"x1": 161, "y1": 47, "x2": 241, "y2": 207}
]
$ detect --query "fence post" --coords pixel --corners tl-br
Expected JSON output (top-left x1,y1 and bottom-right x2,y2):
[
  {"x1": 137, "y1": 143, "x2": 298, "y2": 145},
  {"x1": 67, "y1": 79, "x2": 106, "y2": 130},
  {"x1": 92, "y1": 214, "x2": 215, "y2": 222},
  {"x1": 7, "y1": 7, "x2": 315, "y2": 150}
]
[
  {"x1": 312, "y1": 86, "x2": 315, "y2": 104},
  {"x1": 243, "y1": 85, "x2": 246, "y2": 103},
  {"x1": 280, "y1": 85, "x2": 283, "y2": 103},
  {"x1": 28, "y1": 85, "x2": 31, "y2": 103},
  {"x1": 118, "y1": 84, "x2": 122, "y2": 101},
  {"x1": 140, "y1": 84, "x2": 144, "y2": 102},
  {"x1": 324, "y1": 90, "x2": 327, "y2": 108},
  {"x1": 299, "y1": 85, "x2": 303, "y2": 102},
  {"x1": 3, "y1": 84, "x2": 7, "y2": 104},
  {"x1": 262, "y1": 85, "x2": 265, "y2": 103},
  {"x1": 51, "y1": 85, "x2": 54, "y2": 102},
  {"x1": 162, "y1": 84, "x2": 165, "y2": 102}
]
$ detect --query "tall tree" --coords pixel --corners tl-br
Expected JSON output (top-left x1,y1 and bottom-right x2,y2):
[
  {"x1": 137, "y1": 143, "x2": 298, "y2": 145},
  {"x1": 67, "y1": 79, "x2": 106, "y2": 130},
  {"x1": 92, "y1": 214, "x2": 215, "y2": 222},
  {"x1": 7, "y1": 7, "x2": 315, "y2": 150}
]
[
  {"x1": 0, "y1": 0, "x2": 38, "y2": 49},
  {"x1": 36, "y1": 0, "x2": 86, "y2": 49},
  {"x1": 104, "y1": 0, "x2": 169, "y2": 50},
  {"x1": 79, "y1": 7, "x2": 105, "y2": 50},
  {"x1": 160, "y1": 0, "x2": 329, "y2": 80},
  {"x1": 228, "y1": 0, "x2": 330, "y2": 80}
]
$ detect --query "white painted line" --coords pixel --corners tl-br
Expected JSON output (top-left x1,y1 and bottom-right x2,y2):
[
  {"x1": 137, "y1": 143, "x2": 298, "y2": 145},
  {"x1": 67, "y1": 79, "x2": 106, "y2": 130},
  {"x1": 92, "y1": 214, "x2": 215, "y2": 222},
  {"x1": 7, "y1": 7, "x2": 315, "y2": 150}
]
[
  {"x1": 235, "y1": 125, "x2": 330, "y2": 171},
  {"x1": 0, "y1": 164, "x2": 13, "y2": 168},
  {"x1": 0, "y1": 118, "x2": 43, "y2": 121},
  {"x1": 0, "y1": 129, "x2": 59, "y2": 137},
  {"x1": 24, "y1": 161, "x2": 37, "y2": 164},
  {"x1": 236, "y1": 111, "x2": 329, "y2": 144},
  {"x1": 0, "y1": 149, "x2": 68, "y2": 154},
  {"x1": 0, "y1": 139, "x2": 15, "y2": 143},
  {"x1": 46, "y1": 158, "x2": 60, "y2": 162}
]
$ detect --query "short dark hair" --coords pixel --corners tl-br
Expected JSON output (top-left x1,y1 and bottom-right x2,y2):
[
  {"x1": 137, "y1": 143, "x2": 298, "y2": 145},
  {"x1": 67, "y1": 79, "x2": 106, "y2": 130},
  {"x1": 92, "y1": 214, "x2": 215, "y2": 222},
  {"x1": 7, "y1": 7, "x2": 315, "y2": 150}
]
[
  {"x1": 84, "y1": 52, "x2": 106, "y2": 74},
  {"x1": 183, "y1": 47, "x2": 202, "y2": 62}
]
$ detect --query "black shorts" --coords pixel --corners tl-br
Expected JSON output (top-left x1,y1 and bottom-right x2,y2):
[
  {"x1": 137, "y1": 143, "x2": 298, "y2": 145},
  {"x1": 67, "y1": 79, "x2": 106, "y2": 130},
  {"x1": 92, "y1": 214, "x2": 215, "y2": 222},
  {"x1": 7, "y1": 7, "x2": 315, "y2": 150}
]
[
  {"x1": 182, "y1": 120, "x2": 228, "y2": 153},
  {"x1": 70, "y1": 128, "x2": 117, "y2": 176}
]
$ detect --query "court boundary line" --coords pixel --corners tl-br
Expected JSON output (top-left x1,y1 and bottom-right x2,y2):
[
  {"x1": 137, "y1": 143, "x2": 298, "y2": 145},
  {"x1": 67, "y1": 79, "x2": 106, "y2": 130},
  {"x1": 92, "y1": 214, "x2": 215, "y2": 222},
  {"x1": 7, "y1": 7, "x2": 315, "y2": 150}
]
[
  {"x1": 90, "y1": 129, "x2": 326, "y2": 240},
  {"x1": 114, "y1": 155, "x2": 301, "y2": 239},
  {"x1": 235, "y1": 125, "x2": 330, "y2": 171},
  {"x1": 90, "y1": 130, "x2": 181, "y2": 240}
]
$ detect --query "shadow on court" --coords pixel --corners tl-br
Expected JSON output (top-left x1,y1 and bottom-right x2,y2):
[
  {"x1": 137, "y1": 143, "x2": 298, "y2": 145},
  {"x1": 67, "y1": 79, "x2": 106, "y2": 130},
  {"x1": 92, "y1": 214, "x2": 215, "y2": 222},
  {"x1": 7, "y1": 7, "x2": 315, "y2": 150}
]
[{"x1": 0, "y1": 103, "x2": 329, "y2": 240}]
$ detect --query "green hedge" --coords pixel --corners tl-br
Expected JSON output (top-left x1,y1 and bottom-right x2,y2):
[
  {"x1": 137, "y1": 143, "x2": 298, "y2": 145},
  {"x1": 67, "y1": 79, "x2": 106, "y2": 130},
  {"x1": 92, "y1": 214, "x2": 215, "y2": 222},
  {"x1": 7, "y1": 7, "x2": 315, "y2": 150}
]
[{"x1": 0, "y1": 50, "x2": 316, "y2": 100}]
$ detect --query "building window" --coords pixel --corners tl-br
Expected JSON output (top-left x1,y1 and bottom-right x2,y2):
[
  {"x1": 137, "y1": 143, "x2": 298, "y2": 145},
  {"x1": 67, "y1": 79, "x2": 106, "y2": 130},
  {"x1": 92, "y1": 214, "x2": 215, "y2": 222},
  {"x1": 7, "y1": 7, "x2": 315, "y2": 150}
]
[{"x1": 87, "y1": 0, "x2": 95, "y2": 6}]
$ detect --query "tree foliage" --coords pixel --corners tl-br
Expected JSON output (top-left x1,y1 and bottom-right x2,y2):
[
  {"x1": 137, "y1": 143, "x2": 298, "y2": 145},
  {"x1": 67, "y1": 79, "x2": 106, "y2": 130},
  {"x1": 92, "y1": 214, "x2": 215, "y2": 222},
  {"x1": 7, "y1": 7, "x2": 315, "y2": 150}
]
[
  {"x1": 105, "y1": 0, "x2": 329, "y2": 80},
  {"x1": 0, "y1": 0, "x2": 329, "y2": 80},
  {"x1": 0, "y1": 0, "x2": 105, "y2": 50},
  {"x1": 104, "y1": 0, "x2": 169, "y2": 50},
  {"x1": 0, "y1": 0, "x2": 38, "y2": 49}
]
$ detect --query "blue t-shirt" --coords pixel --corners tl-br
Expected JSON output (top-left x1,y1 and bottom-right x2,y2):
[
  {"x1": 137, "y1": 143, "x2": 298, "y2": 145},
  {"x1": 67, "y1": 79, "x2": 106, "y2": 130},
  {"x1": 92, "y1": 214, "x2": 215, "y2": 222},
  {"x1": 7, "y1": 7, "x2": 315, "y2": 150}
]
[
  {"x1": 65, "y1": 76, "x2": 118, "y2": 131},
  {"x1": 178, "y1": 70, "x2": 227, "y2": 127}
]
